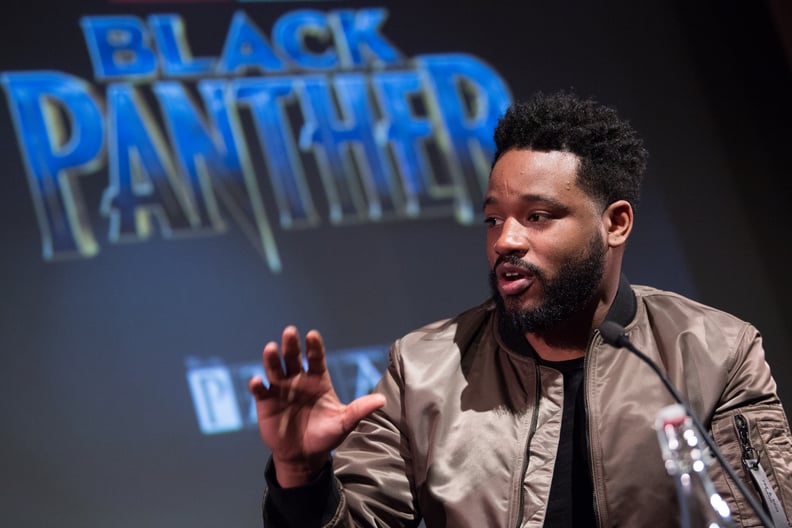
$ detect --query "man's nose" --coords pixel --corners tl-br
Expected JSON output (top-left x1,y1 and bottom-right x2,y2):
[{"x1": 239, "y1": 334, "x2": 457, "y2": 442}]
[{"x1": 493, "y1": 217, "x2": 529, "y2": 256}]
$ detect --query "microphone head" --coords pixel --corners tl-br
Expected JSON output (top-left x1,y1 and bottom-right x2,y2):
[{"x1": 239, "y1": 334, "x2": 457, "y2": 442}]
[{"x1": 599, "y1": 320, "x2": 628, "y2": 347}]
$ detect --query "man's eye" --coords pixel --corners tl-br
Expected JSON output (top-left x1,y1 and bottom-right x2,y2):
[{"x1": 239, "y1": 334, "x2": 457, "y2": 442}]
[
  {"x1": 528, "y1": 213, "x2": 549, "y2": 222},
  {"x1": 483, "y1": 216, "x2": 503, "y2": 227}
]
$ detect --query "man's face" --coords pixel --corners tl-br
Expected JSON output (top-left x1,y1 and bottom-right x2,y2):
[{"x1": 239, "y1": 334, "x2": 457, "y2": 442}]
[{"x1": 484, "y1": 149, "x2": 607, "y2": 334}]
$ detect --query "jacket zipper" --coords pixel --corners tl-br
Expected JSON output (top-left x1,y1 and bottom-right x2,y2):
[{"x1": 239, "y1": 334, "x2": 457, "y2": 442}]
[
  {"x1": 585, "y1": 333, "x2": 602, "y2": 528},
  {"x1": 734, "y1": 413, "x2": 790, "y2": 527},
  {"x1": 734, "y1": 413, "x2": 758, "y2": 469},
  {"x1": 514, "y1": 362, "x2": 542, "y2": 528}
]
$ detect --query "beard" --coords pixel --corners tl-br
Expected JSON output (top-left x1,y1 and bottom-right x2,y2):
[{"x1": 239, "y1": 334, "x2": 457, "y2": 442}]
[{"x1": 489, "y1": 234, "x2": 606, "y2": 335}]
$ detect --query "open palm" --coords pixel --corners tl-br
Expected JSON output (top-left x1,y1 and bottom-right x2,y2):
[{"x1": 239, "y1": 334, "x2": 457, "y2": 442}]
[{"x1": 248, "y1": 326, "x2": 385, "y2": 486}]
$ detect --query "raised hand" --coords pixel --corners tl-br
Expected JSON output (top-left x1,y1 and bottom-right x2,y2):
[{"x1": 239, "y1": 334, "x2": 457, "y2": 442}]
[{"x1": 248, "y1": 326, "x2": 386, "y2": 487}]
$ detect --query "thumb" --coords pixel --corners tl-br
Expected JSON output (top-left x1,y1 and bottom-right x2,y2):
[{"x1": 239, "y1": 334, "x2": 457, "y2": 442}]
[{"x1": 341, "y1": 393, "x2": 387, "y2": 433}]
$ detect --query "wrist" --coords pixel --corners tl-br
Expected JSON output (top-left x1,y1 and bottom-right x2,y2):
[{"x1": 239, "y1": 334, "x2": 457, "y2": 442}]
[{"x1": 272, "y1": 454, "x2": 330, "y2": 488}]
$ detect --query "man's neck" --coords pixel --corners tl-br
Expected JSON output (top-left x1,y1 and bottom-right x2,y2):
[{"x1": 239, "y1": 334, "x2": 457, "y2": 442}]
[{"x1": 526, "y1": 322, "x2": 590, "y2": 362}]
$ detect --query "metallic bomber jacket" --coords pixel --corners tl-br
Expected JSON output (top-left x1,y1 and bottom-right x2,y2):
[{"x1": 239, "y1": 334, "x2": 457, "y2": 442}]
[{"x1": 328, "y1": 285, "x2": 792, "y2": 527}]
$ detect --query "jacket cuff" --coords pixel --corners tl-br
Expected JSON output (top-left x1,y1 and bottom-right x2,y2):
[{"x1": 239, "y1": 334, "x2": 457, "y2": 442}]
[{"x1": 263, "y1": 457, "x2": 341, "y2": 527}]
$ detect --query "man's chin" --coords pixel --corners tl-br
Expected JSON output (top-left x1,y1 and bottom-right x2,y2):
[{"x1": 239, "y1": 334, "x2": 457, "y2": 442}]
[{"x1": 500, "y1": 294, "x2": 539, "y2": 314}]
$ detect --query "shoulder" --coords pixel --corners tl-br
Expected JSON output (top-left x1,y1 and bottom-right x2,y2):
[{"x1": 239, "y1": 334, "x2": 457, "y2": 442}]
[
  {"x1": 629, "y1": 284, "x2": 759, "y2": 351},
  {"x1": 632, "y1": 284, "x2": 746, "y2": 321},
  {"x1": 392, "y1": 301, "x2": 496, "y2": 360},
  {"x1": 398, "y1": 300, "x2": 495, "y2": 345}
]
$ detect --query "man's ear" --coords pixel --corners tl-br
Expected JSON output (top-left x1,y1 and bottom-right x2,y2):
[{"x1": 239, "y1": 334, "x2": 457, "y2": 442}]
[{"x1": 603, "y1": 200, "x2": 633, "y2": 248}]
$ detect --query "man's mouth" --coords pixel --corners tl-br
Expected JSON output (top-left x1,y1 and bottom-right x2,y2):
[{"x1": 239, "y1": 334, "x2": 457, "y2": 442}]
[{"x1": 496, "y1": 262, "x2": 535, "y2": 296}]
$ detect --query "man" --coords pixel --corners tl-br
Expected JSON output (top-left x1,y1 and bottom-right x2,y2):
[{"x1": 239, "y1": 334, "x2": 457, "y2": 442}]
[{"x1": 248, "y1": 92, "x2": 792, "y2": 526}]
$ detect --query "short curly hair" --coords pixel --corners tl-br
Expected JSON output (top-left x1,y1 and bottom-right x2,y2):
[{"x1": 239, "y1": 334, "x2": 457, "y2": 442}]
[{"x1": 493, "y1": 91, "x2": 648, "y2": 209}]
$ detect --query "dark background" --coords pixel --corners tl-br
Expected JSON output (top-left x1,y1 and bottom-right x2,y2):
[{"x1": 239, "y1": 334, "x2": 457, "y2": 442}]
[{"x1": 1, "y1": 1, "x2": 790, "y2": 526}]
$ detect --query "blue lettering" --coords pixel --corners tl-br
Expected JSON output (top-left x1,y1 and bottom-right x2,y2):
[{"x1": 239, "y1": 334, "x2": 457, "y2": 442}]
[
  {"x1": 4, "y1": 9, "x2": 517, "y2": 271},
  {"x1": 151, "y1": 81, "x2": 228, "y2": 233},
  {"x1": 186, "y1": 364, "x2": 243, "y2": 434},
  {"x1": 229, "y1": 363, "x2": 265, "y2": 428},
  {"x1": 299, "y1": 74, "x2": 397, "y2": 222},
  {"x1": 1, "y1": 71, "x2": 103, "y2": 259},
  {"x1": 102, "y1": 84, "x2": 194, "y2": 241},
  {"x1": 371, "y1": 70, "x2": 446, "y2": 217},
  {"x1": 329, "y1": 8, "x2": 401, "y2": 68},
  {"x1": 148, "y1": 15, "x2": 216, "y2": 78},
  {"x1": 272, "y1": 9, "x2": 338, "y2": 70},
  {"x1": 234, "y1": 77, "x2": 318, "y2": 230},
  {"x1": 80, "y1": 16, "x2": 158, "y2": 80},
  {"x1": 156, "y1": 80, "x2": 283, "y2": 272},
  {"x1": 217, "y1": 11, "x2": 286, "y2": 75}
]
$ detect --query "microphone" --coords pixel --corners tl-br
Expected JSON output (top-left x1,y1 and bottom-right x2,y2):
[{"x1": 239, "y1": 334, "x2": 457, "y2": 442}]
[
  {"x1": 598, "y1": 321, "x2": 776, "y2": 528},
  {"x1": 598, "y1": 320, "x2": 630, "y2": 348}
]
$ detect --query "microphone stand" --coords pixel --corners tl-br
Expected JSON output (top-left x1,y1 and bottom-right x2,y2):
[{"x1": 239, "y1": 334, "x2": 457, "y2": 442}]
[
  {"x1": 598, "y1": 321, "x2": 775, "y2": 528},
  {"x1": 656, "y1": 403, "x2": 734, "y2": 527}
]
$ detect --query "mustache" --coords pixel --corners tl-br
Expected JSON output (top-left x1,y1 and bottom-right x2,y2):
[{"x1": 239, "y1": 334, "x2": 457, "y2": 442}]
[{"x1": 493, "y1": 254, "x2": 545, "y2": 280}]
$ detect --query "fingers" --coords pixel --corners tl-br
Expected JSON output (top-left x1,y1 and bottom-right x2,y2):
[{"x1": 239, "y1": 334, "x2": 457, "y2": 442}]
[
  {"x1": 248, "y1": 375, "x2": 268, "y2": 399},
  {"x1": 261, "y1": 326, "x2": 326, "y2": 382},
  {"x1": 281, "y1": 326, "x2": 303, "y2": 376},
  {"x1": 305, "y1": 329, "x2": 327, "y2": 375},
  {"x1": 262, "y1": 339, "x2": 286, "y2": 383}
]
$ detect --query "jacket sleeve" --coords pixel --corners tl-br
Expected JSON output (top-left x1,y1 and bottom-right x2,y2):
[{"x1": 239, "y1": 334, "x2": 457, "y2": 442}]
[
  {"x1": 262, "y1": 458, "x2": 344, "y2": 527},
  {"x1": 328, "y1": 338, "x2": 422, "y2": 527},
  {"x1": 708, "y1": 324, "x2": 792, "y2": 527}
]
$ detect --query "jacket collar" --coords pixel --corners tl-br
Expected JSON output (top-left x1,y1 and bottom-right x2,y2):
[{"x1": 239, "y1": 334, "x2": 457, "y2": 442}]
[{"x1": 604, "y1": 273, "x2": 637, "y2": 328}]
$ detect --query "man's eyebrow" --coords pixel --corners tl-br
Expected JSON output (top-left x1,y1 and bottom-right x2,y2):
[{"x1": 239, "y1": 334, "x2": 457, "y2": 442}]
[{"x1": 482, "y1": 194, "x2": 568, "y2": 211}]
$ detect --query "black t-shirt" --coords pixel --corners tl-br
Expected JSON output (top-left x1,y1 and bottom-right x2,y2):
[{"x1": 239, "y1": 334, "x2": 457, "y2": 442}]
[{"x1": 534, "y1": 355, "x2": 597, "y2": 527}]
